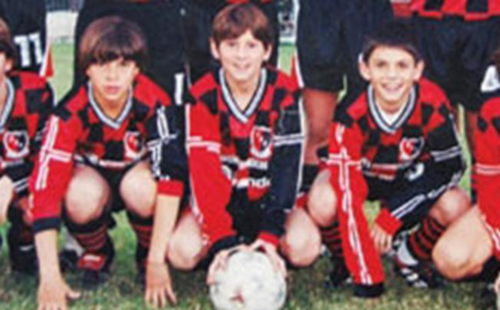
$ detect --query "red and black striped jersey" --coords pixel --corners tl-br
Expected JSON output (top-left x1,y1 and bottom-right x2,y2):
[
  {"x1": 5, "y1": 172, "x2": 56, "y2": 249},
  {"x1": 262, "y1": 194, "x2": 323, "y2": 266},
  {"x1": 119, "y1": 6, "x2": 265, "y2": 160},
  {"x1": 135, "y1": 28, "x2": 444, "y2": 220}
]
[
  {"x1": 324, "y1": 78, "x2": 464, "y2": 288},
  {"x1": 187, "y1": 67, "x2": 304, "y2": 248},
  {"x1": 411, "y1": 0, "x2": 500, "y2": 20},
  {"x1": 477, "y1": 94, "x2": 500, "y2": 259},
  {"x1": 29, "y1": 74, "x2": 185, "y2": 232},
  {"x1": 0, "y1": 71, "x2": 53, "y2": 196}
]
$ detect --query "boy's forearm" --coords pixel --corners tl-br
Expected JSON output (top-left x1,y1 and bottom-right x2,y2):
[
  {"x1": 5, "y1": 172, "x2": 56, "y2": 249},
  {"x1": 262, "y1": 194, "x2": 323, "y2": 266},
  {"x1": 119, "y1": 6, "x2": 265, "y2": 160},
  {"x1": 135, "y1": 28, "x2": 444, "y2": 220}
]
[
  {"x1": 147, "y1": 194, "x2": 180, "y2": 263},
  {"x1": 35, "y1": 229, "x2": 63, "y2": 280}
]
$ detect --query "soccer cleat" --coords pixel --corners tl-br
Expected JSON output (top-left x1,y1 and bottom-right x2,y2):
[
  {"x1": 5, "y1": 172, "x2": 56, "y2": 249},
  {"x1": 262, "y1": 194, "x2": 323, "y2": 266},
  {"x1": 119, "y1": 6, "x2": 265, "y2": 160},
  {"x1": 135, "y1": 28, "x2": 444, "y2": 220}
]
[
  {"x1": 134, "y1": 243, "x2": 149, "y2": 287},
  {"x1": 59, "y1": 248, "x2": 81, "y2": 272},
  {"x1": 324, "y1": 258, "x2": 352, "y2": 289},
  {"x1": 7, "y1": 226, "x2": 38, "y2": 276},
  {"x1": 393, "y1": 258, "x2": 444, "y2": 289},
  {"x1": 59, "y1": 231, "x2": 84, "y2": 272},
  {"x1": 77, "y1": 241, "x2": 115, "y2": 290}
]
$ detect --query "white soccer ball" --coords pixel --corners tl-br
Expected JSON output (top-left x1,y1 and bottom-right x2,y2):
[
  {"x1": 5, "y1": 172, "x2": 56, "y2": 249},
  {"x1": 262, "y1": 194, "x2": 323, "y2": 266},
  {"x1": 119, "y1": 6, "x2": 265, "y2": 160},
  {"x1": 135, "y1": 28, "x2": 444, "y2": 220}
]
[{"x1": 209, "y1": 251, "x2": 287, "y2": 310}]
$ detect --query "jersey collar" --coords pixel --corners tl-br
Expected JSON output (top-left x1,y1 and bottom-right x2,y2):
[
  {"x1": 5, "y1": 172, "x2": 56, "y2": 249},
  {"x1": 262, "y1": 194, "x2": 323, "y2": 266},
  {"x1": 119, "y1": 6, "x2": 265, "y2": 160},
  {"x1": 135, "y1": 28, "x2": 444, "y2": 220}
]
[
  {"x1": 88, "y1": 81, "x2": 133, "y2": 130},
  {"x1": 368, "y1": 85, "x2": 416, "y2": 134},
  {"x1": 219, "y1": 67, "x2": 267, "y2": 123},
  {"x1": 0, "y1": 78, "x2": 15, "y2": 131}
]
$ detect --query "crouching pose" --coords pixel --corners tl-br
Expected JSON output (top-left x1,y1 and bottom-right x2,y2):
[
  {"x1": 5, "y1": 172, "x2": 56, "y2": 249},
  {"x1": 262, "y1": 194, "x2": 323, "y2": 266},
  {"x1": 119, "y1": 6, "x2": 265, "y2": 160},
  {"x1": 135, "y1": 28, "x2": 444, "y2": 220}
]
[
  {"x1": 29, "y1": 16, "x2": 186, "y2": 310},
  {"x1": 433, "y1": 46, "x2": 500, "y2": 291},
  {"x1": 169, "y1": 3, "x2": 321, "y2": 281},
  {"x1": 0, "y1": 17, "x2": 53, "y2": 275},
  {"x1": 308, "y1": 22, "x2": 470, "y2": 298}
]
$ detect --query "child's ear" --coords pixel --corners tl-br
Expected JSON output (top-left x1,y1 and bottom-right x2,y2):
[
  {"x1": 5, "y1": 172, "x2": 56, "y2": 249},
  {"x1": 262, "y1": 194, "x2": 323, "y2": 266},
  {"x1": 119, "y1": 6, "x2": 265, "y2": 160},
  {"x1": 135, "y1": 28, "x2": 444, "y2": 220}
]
[
  {"x1": 264, "y1": 45, "x2": 273, "y2": 62},
  {"x1": 413, "y1": 60, "x2": 425, "y2": 81},
  {"x1": 359, "y1": 60, "x2": 371, "y2": 82},
  {"x1": 4, "y1": 58, "x2": 13, "y2": 73},
  {"x1": 210, "y1": 38, "x2": 220, "y2": 60}
]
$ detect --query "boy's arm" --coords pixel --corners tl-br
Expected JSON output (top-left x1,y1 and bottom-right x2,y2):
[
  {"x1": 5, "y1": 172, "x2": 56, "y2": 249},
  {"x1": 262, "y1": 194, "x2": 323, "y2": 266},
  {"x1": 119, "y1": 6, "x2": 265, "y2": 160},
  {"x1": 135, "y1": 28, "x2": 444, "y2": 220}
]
[
  {"x1": 186, "y1": 101, "x2": 238, "y2": 254},
  {"x1": 327, "y1": 121, "x2": 385, "y2": 297},
  {"x1": 258, "y1": 94, "x2": 304, "y2": 247},
  {"x1": 477, "y1": 99, "x2": 500, "y2": 260},
  {"x1": 29, "y1": 110, "x2": 81, "y2": 310},
  {"x1": 144, "y1": 101, "x2": 185, "y2": 305}
]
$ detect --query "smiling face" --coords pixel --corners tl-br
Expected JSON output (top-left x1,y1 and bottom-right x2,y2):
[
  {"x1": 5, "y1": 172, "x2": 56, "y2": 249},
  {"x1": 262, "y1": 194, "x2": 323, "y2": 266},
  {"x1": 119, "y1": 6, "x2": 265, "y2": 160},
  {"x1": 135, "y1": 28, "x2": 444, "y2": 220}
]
[
  {"x1": 211, "y1": 30, "x2": 272, "y2": 89},
  {"x1": 86, "y1": 57, "x2": 139, "y2": 108},
  {"x1": 360, "y1": 46, "x2": 424, "y2": 113}
]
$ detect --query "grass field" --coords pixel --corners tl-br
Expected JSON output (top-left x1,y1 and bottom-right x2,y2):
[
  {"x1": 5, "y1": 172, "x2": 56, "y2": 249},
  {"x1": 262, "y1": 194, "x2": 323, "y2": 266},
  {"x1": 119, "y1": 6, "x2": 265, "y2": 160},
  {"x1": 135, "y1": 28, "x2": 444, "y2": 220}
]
[{"x1": 0, "y1": 42, "x2": 488, "y2": 310}]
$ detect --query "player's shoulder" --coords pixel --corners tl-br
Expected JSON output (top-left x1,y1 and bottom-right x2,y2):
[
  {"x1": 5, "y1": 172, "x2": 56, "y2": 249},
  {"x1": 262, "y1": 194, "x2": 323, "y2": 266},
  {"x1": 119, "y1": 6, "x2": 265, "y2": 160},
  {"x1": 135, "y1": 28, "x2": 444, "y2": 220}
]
[
  {"x1": 9, "y1": 71, "x2": 49, "y2": 91},
  {"x1": 480, "y1": 93, "x2": 500, "y2": 122},
  {"x1": 190, "y1": 70, "x2": 219, "y2": 100},
  {"x1": 133, "y1": 73, "x2": 172, "y2": 107},
  {"x1": 417, "y1": 78, "x2": 449, "y2": 108}
]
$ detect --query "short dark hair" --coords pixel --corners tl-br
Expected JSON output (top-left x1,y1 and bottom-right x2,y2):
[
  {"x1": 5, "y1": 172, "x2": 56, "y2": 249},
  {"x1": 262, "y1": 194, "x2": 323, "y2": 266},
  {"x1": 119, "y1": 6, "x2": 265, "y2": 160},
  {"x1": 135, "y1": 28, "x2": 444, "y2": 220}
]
[
  {"x1": 78, "y1": 16, "x2": 148, "y2": 73},
  {"x1": 0, "y1": 17, "x2": 16, "y2": 65},
  {"x1": 362, "y1": 21, "x2": 421, "y2": 63},
  {"x1": 211, "y1": 3, "x2": 273, "y2": 49}
]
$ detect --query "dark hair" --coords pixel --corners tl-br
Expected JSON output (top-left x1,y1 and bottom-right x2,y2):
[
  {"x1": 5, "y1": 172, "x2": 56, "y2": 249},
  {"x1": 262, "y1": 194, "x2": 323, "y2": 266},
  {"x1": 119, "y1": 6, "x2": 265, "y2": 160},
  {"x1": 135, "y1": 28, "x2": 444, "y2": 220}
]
[
  {"x1": 78, "y1": 16, "x2": 148, "y2": 73},
  {"x1": 0, "y1": 17, "x2": 16, "y2": 65},
  {"x1": 362, "y1": 21, "x2": 421, "y2": 63},
  {"x1": 211, "y1": 3, "x2": 273, "y2": 49}
]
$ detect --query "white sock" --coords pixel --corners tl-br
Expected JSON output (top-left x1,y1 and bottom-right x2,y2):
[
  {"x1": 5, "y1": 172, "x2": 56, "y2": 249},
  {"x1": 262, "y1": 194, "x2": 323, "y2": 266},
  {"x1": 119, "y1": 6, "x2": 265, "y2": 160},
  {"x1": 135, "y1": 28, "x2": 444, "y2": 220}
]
[{"x1": 396, "y1": 240, "x2": 419, "y2": 266}]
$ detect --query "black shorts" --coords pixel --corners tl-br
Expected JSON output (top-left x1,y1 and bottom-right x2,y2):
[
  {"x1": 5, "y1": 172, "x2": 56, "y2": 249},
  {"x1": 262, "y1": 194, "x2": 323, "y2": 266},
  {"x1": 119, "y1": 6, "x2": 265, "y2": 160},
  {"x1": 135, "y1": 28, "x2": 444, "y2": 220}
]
[
  {"x1": 412, "y1": 16, "x2": 500, "y2": 112},
  {"x1": 74, "y1": 0, "x2": 187, "y2": 105},
  {"x1": 181, "y1": 0, "x2": 280, "y2": 84},
  {"x1": 366, "y1": 164, "x2": 462, "y2": 230},
  {"x1": 296, "y1": 0, "x2": 393, "y2": 99}
]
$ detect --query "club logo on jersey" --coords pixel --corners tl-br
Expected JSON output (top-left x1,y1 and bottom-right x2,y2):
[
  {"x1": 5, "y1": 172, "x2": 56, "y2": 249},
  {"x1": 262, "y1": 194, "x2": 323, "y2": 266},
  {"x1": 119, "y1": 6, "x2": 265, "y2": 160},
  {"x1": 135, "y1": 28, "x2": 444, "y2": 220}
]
[
  {"x1": 399, "y1": 137, "x2": 424, "y2": 162},
  {"x1": 124, "y1": 131, "x2": 142, "y2": 160},
  {"x1": 3, "y1": 131, "x2": 29, "y2": 159},
  {"x1": 250, "y1": 126, "x2": 273, "y2": 160}
]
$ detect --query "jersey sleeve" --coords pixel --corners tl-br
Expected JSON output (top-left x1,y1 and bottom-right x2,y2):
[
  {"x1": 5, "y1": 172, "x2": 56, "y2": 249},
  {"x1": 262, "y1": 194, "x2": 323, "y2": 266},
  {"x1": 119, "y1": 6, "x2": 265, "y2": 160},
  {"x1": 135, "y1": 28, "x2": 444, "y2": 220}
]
[
  {"x1": 145, "y1": 102, "x2": 186, "y2": 198},
  {"x1": 29, "y1": 109, "x2": 80, "y2": 233},
  {"x1": 477, "y1": 99, "x2": 500, "y2": 260},
  {"x1": 186, "y1": 101, "x2": 236, "y2": 247},
  {"x1": 327, "y1": 120, "x2": 385, "y2": 295},
  {"x1": 257, "y1": 92, "x2": 304, "y2": 246},
  {"x1": 4, "y1": 80, "x2": 54, "y2": 197}
]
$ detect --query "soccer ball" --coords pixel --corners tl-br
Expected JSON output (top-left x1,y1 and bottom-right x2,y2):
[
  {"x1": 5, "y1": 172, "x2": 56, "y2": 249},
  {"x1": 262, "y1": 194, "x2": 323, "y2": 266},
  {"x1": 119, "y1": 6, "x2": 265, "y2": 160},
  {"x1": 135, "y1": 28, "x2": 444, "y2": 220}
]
[{"x1": 209, "y1": 251, "x2": 287, "y2": 310}]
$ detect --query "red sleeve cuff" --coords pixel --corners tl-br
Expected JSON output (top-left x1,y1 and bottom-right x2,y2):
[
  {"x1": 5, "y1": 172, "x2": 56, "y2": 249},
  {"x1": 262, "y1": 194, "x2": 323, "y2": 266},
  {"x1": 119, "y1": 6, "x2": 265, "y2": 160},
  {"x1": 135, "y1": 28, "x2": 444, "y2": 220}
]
[
  {"x1": 375, "y1": 209, "x2": 402, "y2": 236},
  {"x1": 158, "y1": 180, "x2": 184, "y2": 197},
  {"x1": 258, "y1": 232, "x2": 280, "y2": 248}
]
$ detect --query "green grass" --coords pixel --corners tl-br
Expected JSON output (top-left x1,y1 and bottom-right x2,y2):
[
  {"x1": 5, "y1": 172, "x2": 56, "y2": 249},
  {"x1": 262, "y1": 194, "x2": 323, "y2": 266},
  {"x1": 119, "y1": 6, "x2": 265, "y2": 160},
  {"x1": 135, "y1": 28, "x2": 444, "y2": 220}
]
[{"x1": 0, "y1": 42, "x2": 487, "y2": 310}]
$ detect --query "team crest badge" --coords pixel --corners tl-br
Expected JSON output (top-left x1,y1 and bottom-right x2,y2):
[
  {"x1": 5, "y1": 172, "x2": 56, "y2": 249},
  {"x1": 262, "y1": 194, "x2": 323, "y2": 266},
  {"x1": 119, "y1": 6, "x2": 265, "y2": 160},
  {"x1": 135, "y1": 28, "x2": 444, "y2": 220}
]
[
  {"x1": 124, "y1": 131, "x2": 142, "y2": 159},
  {"x1": 250, "y1": 126, "x2": 273, "y2": 160},
  {"x1": 399, "y1": 137, "x2": 424, "y2": 162},
  {"x1": 3, "y1": 131, "x2": 29, "y2": 159}
]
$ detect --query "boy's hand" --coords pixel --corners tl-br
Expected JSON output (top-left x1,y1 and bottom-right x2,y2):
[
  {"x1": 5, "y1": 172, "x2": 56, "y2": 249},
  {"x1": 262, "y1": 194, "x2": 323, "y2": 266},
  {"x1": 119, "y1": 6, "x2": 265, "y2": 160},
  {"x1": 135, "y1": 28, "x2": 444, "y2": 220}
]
[
  {"x1": 145, "y1": 261, "x2": 177, "y2": 308},
  {"x1": 37, "y1": 276, "x2": 80, "y2": 310},
  {"x1": 249, "y1": 239, "x2": 286, "y2": 277},
  {"x1": 371, "y1": 223, "x2": 393, "y2": 254},
  {"x1": 206, "y1": 244, "x2": 248, "y2": 285}
]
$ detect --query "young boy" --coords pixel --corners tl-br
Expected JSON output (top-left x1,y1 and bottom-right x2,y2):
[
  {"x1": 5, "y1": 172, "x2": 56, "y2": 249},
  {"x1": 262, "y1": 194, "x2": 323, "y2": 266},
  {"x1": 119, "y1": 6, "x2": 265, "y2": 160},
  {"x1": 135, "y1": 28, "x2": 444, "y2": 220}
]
[
  {"x1": 0, "y1": 16, "x2": 53, "y2": 274},
  {"x1": 432, "y1": 45, "x2": 500, "y2": 291},
  {"x1": 168, "y1": 3, "x2": 320, "y2": 280},
  {"x1": 307, "y1": 21, "x2": 470, "y2": 297},
  {"x1": 29, "y1": 16, "x2": 186, "y2": 309}
]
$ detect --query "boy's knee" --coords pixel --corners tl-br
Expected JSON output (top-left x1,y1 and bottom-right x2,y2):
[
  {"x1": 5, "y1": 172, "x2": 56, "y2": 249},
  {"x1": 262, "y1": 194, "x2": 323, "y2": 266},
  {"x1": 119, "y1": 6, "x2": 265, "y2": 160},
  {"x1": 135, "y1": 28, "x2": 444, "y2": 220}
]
[
  {"x1": 432, "y1": 188, "x2": 471, "y2": 225},
  {"x1": 168, "y1": 232, "x2": 204, "y2": 270},
  {"x1": 308, "y1": 171, "x2": 337, "y2": 227}
]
